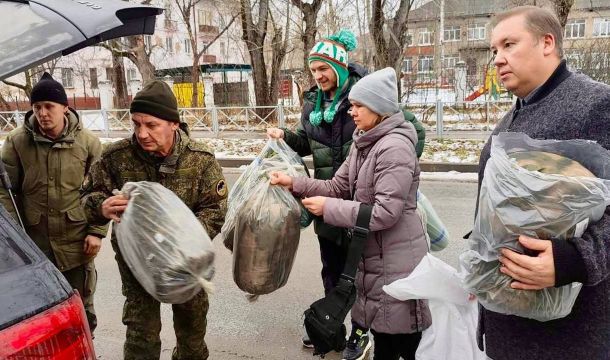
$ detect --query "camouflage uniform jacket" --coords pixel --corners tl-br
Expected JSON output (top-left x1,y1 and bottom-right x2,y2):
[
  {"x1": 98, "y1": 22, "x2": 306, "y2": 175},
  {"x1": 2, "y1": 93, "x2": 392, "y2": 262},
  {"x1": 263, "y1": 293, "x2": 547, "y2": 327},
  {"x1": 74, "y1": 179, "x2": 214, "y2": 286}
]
[
  {"x1": 81, "y1": 128, "x2": 227, "y2": 240},
  {"x1": 0, "y1": 109, "x2": 107, "y2": 271}
]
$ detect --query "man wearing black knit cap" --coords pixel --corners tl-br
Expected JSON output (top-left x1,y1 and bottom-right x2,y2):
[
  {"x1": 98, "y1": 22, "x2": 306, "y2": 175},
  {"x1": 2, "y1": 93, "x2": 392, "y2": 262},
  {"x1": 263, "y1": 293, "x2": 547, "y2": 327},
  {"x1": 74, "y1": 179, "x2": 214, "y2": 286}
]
[
  {"x1": 82, "y1": 80, "x2": 227, "y2": 360},
  {"x1": 0, "y1": 72, "x2": 106, "y2": 334}
]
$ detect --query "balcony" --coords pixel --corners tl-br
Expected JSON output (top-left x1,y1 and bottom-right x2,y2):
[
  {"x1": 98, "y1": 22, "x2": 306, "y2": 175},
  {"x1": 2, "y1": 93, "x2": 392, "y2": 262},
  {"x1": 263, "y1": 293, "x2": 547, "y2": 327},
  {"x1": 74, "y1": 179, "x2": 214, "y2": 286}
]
[
  {"x1": 201, "y1": 54, "x2": 216, "y2": 63},
  {"x1": 199, "y1": 24, "x2": 219, "y2": 35}
]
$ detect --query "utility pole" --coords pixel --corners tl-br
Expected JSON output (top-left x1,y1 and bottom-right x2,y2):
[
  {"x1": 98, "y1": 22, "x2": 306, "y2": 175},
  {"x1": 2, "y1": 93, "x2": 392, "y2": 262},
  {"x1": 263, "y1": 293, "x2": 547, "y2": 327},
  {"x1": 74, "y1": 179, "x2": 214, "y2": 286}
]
[{"x1": 434, "y1": 0, "x2": 445, "y2": 101}]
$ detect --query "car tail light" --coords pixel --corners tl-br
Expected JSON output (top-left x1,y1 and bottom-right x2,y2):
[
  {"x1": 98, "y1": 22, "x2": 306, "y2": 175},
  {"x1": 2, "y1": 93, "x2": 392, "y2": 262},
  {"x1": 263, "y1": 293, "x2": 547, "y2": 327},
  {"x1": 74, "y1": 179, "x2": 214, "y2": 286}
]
[{"x1": 0, "y1": 293, "x2": 95, "y2": 359}]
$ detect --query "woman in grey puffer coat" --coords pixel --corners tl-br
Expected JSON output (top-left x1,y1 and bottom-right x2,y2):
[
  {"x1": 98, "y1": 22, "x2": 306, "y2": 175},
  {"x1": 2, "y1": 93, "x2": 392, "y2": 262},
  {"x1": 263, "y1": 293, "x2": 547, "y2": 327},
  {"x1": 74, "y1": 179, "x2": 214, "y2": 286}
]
[{"x1": 271, "y1": 68, "x2": 431, "y2": 360}]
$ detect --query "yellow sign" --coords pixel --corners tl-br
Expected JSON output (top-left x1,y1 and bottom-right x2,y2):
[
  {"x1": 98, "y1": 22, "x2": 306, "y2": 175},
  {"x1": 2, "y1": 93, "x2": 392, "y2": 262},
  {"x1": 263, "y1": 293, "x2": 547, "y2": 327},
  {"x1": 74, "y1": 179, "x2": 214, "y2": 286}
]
[{"x1": 173, "y1": 82, "x2": 204, "y2": 107}]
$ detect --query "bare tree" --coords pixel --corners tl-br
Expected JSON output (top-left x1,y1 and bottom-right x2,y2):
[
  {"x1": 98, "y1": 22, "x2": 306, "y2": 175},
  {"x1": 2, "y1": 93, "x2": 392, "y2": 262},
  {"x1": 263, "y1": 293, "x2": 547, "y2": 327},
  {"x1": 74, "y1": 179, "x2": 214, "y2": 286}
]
[
  {"x1": 550, "y1": 0, "x2": 575, "y2": 27},
  {"x1": 291, "y1": 0, "x2": 323, "y2": 86},
  {"x1": 370, "y1": 0, "x2": 413, "y2": 98},
  {"x1": 174, "y1": 0, "x2": 241, "y2": 107},
  {"x1": 239, "y1": 0, "x2": 290, "y2": 111}
]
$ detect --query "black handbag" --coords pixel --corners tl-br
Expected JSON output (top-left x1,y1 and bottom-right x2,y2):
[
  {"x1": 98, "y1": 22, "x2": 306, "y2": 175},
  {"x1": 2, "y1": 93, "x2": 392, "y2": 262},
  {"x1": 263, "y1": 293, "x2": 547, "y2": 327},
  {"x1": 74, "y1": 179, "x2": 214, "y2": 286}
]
[{"x1": 303, "y1": 204, "x2": 372, "y2": 357}]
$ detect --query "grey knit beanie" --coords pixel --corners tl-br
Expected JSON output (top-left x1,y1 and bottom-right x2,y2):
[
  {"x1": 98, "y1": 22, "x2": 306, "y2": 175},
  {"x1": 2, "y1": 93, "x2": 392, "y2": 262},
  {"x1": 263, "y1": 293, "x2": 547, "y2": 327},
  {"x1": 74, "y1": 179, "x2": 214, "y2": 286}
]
[{"x1": 348, "y1": 67, "x2": 399, "y2": 116}]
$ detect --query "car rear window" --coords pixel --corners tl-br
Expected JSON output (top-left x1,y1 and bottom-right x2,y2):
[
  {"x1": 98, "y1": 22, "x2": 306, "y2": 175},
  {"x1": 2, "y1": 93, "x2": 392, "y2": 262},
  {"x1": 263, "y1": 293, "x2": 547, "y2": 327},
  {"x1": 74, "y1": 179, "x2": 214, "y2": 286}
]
[
  {"x1": 0, "y1": 232, "x2": 29, "y2": 273},
  {"x1": 0, "y1": 1, "x2": 82, "y2": 79}
]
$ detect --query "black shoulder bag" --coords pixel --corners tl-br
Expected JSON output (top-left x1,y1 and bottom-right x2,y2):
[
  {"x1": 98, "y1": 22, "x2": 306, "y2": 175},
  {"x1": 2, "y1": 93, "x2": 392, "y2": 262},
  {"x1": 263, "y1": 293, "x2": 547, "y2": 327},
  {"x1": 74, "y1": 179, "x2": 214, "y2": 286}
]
[{"x1": 303, "y1": 203, "x2": 373, "y2": 357}]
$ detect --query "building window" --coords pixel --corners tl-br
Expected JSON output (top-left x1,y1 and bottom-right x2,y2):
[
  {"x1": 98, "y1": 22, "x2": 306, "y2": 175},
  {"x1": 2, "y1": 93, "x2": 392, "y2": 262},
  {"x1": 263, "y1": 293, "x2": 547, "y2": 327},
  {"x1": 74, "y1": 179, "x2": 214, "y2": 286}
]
[
  {"x1": 593, "y1": 18, "x2": 610, "y2": 37},
  {"x1": 165, "y1": 37, "x2": 174, "y2": 53},
  {"x1": 417, "y1": 55, "x2": 434, "y2": 73},
  {"x1": 184, "y1": 39, "x2": 191, "y2": 54},
  {"x1": 61, "y1": 68, "x2": 74, "y2": 88},
  {"x1": 406, "y1": 32, "x2": 414, "y2": 46},
  {"x1": 565, "y1": 19, "x2": 585, "y2": 39},
  {"x1": 418, "y1": 28, "x2": 433, "y2": 45},
  {"x1": 144, "y1": 35, "x2": 152, "y2": 51},
  {"x1": 198, "y1": 9, "x2": 212, "y2": 26},
  {"x1": 468, "y1": 23, "x2": 486, "y2": 41},
  {"x1": 442, "y1": 55, "x2": 460, "y2": 69},
  {"x1": 126, "y1": 68, "x2": 138, "y2": 81},
  {"x1": 444, "y1": 25, "x2": 461, "y2": 42},
  {"x1": 565, "y1": 51, "x2": 584, "y2": 70},
  {"x1": 403, "y1": 58, "x2": 413, "y2": 73},
  {"x1": 105, "y1": 67, "x2": 113, "y2": 82},
  {"x1": 89, "y1": 68, "x2": 98, "y2": 89}
]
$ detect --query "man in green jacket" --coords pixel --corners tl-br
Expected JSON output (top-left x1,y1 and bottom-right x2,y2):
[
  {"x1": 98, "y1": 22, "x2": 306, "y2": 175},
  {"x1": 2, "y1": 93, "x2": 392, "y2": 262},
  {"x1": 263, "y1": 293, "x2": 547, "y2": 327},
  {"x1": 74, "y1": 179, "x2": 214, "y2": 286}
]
[
  {"x1": 0, "y1": 72, "x2": 106, "y2": 333},
  {"x1": 81, "y1": 80, "x2": 227, "y2": 360}
]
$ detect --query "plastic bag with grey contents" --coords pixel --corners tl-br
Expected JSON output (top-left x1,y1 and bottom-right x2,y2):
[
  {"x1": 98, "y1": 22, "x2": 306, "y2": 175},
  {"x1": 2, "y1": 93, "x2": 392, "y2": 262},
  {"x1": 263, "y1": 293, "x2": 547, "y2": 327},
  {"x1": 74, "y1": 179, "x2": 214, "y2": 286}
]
[{"x1": 115, "y1": 181, "x2": 215, "y2": 304}]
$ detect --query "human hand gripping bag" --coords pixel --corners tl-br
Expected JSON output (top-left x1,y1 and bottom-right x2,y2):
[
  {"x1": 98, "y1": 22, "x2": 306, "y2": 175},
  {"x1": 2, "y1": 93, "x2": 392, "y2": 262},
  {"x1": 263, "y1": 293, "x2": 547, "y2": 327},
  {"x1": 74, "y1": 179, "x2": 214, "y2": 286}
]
[
  {"x1": 218, "y1": 139, "x2": 310, "y2": 296},
  {"x1": 115, "y1": 181, "x2": 215, "y2": 304},
  {"x1": 217, "y1": 138, "x2": 312, "y2": 252},
  {"x1": 459, "y1": 132, "x2": 610, "y2": 321}
]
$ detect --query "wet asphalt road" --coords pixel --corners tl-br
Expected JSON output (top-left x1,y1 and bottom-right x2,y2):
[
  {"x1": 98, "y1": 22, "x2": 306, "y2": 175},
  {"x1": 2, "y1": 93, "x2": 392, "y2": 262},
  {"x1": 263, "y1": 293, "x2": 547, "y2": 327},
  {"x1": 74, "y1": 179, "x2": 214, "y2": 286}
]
[{"x1": 92, "y1": 172, "x2": 478, "y2": 360}]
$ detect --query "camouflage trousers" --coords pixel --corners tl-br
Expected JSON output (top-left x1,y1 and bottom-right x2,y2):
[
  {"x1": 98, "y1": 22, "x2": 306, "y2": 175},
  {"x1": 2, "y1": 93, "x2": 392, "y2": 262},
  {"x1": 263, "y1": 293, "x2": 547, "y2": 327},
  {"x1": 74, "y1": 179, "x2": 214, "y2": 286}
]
[
  {"x1": 111, "y1": 239, "x2": 209, "y2": 360},
  {"x1": 62, "y1": 261, "x2": 97, "y2": 334}
]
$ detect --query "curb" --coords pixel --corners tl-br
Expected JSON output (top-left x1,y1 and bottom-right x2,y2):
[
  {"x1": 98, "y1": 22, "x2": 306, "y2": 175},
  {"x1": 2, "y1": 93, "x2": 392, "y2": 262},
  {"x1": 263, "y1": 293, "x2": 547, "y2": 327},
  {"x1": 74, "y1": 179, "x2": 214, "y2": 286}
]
[{"x1": 217, "y1": 157, "x2": 479, "y2": 173}]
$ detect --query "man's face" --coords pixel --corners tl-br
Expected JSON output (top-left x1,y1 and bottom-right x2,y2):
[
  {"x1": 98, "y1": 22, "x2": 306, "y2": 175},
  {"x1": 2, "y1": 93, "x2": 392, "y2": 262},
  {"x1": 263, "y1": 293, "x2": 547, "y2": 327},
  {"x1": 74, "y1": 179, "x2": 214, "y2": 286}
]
[
  {"x1": 131, "y1": 113, "x2": 178, "y2": 156},
  {"x1": 32, "y1": 101, "x2": 68, "y2": 134},
  {"x1": 490, "y1": 14, "x2": 554, "y2": 98},
  {"x1": 309, "y1": 60, "x2": 338, "y2": 93}
]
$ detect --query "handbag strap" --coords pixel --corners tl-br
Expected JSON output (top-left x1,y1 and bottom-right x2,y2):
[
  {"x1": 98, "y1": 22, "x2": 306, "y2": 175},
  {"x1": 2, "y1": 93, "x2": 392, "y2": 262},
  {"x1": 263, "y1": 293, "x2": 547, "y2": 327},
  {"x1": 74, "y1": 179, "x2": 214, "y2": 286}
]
[{"x1": 340, "y1": 204, "x2": 372, "y2": 282}]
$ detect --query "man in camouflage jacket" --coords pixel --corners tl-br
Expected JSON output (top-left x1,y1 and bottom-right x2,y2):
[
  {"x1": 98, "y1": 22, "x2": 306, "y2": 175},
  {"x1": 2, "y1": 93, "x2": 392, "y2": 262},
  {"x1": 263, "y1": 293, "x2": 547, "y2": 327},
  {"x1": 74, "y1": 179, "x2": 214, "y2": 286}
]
[
  {"x1": 0, "y1": 72, "x2": 106, "y2": 333},
  {"x1": 81, "y1": 80, "x2": 227, "y2": 360}
]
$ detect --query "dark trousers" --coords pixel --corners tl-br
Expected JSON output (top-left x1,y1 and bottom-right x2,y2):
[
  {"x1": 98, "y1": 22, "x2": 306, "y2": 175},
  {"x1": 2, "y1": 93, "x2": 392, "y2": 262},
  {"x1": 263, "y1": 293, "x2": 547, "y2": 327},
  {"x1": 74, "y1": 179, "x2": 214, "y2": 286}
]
[
  {"x1": 62, "y1": 261, "x2": 97, "y2": 334},
  {"x1": 371, "y1": 330, "x2": 422, "y2": 360},
  {"x1": 318, "y1": 234, "x2": 349, "y2": 294}
]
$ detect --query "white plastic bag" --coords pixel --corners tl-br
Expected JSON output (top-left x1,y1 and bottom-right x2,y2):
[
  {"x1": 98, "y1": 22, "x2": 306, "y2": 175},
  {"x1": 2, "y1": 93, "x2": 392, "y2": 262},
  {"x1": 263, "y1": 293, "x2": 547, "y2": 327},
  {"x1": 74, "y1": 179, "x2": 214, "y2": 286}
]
[
  {"x1": 383, "y1": 254, "x2": 486, "y2": 360},
  {"x1": 115, "y1": 181, "x2": 215, "y2": 304}
]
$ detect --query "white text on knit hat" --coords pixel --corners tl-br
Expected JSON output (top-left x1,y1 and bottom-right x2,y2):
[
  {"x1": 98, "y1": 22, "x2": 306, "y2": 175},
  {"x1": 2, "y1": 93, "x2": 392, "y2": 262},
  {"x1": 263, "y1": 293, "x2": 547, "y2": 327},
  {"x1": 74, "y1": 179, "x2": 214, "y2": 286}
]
[{"x1": 310, "y1": 41, "x2": 348, "y2": 67}]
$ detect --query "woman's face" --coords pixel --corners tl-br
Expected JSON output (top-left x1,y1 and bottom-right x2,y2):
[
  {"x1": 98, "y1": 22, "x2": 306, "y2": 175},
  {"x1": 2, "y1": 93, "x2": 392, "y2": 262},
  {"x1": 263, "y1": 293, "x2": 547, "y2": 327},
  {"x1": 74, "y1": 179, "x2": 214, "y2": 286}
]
[{"x1": 349, "y1": 101, "x2": 380, "y2": 131}]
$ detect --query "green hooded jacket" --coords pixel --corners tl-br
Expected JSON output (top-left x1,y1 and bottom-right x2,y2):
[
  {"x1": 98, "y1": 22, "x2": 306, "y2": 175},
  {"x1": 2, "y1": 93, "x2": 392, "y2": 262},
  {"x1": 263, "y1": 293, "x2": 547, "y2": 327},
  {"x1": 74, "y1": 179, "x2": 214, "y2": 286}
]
[{"x1": 0, "y1": 109, "x2": 107, "y2": 271}]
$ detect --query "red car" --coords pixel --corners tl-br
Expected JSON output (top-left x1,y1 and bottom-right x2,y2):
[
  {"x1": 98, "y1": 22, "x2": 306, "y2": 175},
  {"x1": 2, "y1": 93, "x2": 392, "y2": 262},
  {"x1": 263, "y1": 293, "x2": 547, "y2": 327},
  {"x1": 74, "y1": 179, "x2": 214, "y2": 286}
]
[{"x1": 0, "y1": 0, "x2": 161, "y2": 357}]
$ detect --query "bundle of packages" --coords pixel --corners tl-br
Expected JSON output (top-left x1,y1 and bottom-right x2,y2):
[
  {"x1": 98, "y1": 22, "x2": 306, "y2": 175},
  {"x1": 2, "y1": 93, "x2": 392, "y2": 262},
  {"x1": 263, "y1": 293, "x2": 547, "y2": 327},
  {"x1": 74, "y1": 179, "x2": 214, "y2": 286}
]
[
  {"x1": 416, "y1": 190, "x2": 449, "y2": 252},
  {"x1": 218, "y1": 139, "x2": 312, "y2": 251},
  {"x1": 460, "y1": 132, "x2": 610, "y2": 321},
  {"x1": 115, "y1": 181, "x2": 215, "y2": 304},
  {"x1": 217, "y1": 139, "x2": 310, "y2": 295}
]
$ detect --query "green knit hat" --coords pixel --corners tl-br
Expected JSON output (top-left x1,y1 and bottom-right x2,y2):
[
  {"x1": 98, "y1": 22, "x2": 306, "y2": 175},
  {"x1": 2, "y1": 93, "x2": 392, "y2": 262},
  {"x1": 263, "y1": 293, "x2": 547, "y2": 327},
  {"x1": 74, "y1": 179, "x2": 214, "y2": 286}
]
[
  {"x1": 307, "y1": 29, "x2": 358, "y2": 126},
  {"x1": 130, "y1": 80, "x2": 180, "y2": 122}
]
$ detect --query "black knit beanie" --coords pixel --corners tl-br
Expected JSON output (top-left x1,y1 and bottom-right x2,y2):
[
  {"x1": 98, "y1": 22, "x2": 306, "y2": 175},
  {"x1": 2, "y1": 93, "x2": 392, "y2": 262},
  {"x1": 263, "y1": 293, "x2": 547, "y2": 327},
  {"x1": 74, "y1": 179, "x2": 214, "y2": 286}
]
[
  {"x1": 30, "y1": 72, "x2": 68, "y2": 106},
  {"x1": 130, "y1": 80, "x2": 180, "y2": 122}
]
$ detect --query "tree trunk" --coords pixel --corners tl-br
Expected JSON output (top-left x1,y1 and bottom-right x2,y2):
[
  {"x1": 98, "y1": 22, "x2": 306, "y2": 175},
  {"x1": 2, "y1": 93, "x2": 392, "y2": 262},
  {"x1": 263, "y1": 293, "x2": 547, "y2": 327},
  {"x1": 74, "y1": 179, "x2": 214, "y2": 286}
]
[
  {"x1": 370, "y1": 0, "x2": 412, "y2": 99},
  {"x1": 292, "y1": 0, "x2": 323, "y2": 87},
  {"x1": 551, "y1": 0, "x2": 575, "y2": 28},
  {"x1": 111, "y1": 41, "x2": 130, "y2": 108},
  {"x1": 128, "y1": 36, "x2": 156, "y2": 82}
]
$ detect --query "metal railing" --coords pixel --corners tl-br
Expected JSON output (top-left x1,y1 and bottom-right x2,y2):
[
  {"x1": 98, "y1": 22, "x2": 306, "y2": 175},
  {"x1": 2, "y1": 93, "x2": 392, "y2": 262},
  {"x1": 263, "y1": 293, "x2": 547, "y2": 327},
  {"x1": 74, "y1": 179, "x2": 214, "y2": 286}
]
[{"x1": 0, "y1": 101, "x2": 513, "y2": 138}]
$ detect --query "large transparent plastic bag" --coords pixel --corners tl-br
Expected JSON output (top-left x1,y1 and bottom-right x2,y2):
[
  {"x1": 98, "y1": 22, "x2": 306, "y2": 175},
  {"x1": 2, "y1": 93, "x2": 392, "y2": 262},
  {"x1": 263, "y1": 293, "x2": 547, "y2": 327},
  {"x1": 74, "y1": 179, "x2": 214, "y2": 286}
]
[
  {"x1": 384, "y1": 254, "x2": 486, "y2": 360},
  {"x1": 233, "y1": 180, "x2": 301, "y2": 295},
  {"x1": 460, "y1": 132, "x2": 610, "y2": 321},
  {"x1": 218, "y1": 139, "x2": 312, "y2": 251},
  {"x1": 115, "y1": 182, "x2": 215, "y2": 304}
]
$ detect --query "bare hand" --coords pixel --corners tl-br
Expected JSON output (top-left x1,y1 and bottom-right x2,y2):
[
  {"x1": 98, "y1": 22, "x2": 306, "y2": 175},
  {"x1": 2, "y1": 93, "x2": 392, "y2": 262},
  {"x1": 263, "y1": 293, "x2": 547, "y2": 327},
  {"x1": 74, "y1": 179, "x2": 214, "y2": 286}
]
[
  {"x1": 301, "y1": 196, "x2": 327, "y2": 216},
  {"x1": 83, "y1": 235, "x2": 102, "y2": 256},
  {"x1": 269, "y1": 171, "x2": 293, "y2": 190},
  {"x1": 101, "y1": 194, "x2": 129, "y2": 222},
  {"x1": 266, "y1": 128, "x2": 284, "y2": 139},
  {"x1": 498, "y1": 235, "x2": 555, "y2": 290}
]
